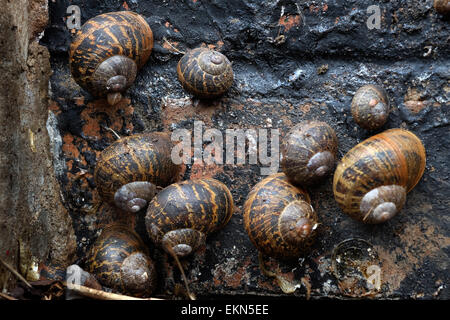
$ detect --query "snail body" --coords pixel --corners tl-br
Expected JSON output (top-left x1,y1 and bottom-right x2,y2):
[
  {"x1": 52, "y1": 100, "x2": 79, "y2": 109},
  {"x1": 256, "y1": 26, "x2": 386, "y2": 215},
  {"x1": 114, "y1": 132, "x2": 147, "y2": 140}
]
[
  {"x1": 69, "y1": 11, "x2": 153, "y2": 105},
  {"x1": 177, "y1": 47, "x2": 234, "y2": 99},
  {"x1": 243, "y1": 173, "x2": 319, "y2": 260},
  {"x1": 85, "y1": 224, "x2": 157, "y2": 297},
  {"x1": 281, "y1": 120, "x2": 338, "y2": 186},
  {"x1": 94, "y1": 132, "x2": 181, "y2": 213},
  {"x1": 145, "y1": 178, "x2": 234, "y2": 257},
  {"x1": 351, "y1": 85, "x2": 390, "y2": 130},
  {"x1": 333, "y1": 128, "x2": 426, "y2": 224}
]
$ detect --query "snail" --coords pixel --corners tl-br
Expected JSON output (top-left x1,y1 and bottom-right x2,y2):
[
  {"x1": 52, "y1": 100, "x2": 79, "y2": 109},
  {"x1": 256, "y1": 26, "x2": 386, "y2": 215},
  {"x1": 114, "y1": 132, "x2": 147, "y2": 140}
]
[
  {"x1": 177, "y1": 47, "x2": 234, "y2": 99},
  {"x1": 351, "y1": 85, "x2": 390, "y2": 131},
  {"x1": 333, "y1": 128, "x2": 426, "y2": 224},
  {"x1": 434, "y1": 0, "x2": 450, "y2": 15},
  {"x1": 281, "y1": 120, "x2": 338, "y2": 186},
  {"x1": 145, "y1": 178, "x2": 234, "y2": 258},
  {"x1": 69, "y1": 11, "x2": 154, "y2": 105},
  {"x1": 85, "y1": 224, "x2": 157, "y2": 297},
  {"x1": 243, "y1": 173, "x2": 319, "y2": 260},
  {"x1": 94, "y1": 132, "x2": 181, "y2": 213}
]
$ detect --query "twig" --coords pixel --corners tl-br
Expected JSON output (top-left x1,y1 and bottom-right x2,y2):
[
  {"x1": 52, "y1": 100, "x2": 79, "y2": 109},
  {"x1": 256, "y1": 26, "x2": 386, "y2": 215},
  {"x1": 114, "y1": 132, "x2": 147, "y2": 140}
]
[
  {"x1": 165, "y1": 245, "x2": 196, "y2": 300},
  {"x1": 162, "y1": 37, "x2": 186, "y2": 55},
  {"x1": 64, "y1": 283, "x2": 163, "y2": 300},
  {"x1": 102, "y1": 125, "x2": 121, "y2": 140},
  {"x1": 0, "y1": 257, "x2": 32, "y2": 289},
  {"x1": 0, "y1": 292, "x2": 17, "y2": 300}
]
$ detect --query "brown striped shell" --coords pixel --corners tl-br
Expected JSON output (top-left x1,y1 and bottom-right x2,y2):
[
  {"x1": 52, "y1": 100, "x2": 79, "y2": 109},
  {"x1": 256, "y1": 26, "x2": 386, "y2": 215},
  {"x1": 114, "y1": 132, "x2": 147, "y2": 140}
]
[
  {"x1": 351, "y1": 85, "x2": 390, "y2": 130},
  {"x1": 145, "y1": 178, "x2": 234, "y2": 257},
  {"x1": 333, "y1": 128, "x2": 426, "y2": 224},
  {"x1": 69, "y1": 11, "x2": 153, "y2": 105},
  {"x1": 85, "y1": 224, "x2": 157, "y2": 297},
  {"x1": 243, "y1": 173, "x2": 319, "y2": 260},
  {"x1": 281, "y1": 120, "x2": 338, "y2": 186},
  {"x1": 177, "y1": 47, "x2": 234, "y2": 99},
  {"x1": 94, "y1": 132, "x2": 181, "y2": 213}
]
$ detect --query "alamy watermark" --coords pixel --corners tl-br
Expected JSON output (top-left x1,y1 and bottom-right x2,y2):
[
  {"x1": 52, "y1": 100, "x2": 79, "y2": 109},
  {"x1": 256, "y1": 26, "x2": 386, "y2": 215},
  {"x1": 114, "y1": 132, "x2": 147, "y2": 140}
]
[
  {"x1": 367, "y1": 5, "x2": 381, "y2": 30},
  {"x1": 366, "y1": 264, "x2": 382, "y2": 290},
  {"x1": 171, "y1": 121, "x2": 280, "y2": 176},
  {"x1": 66, "y1": 5, "x2": 81, "y2": 30}
]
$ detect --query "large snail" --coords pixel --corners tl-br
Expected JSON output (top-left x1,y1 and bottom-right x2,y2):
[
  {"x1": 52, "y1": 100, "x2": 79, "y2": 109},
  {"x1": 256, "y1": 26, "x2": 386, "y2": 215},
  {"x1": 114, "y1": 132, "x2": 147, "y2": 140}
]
[
  {"x1": 85, "y1": 224, "x2": 157, "y2": 297},
  {"x1": 333, "y1": 128, "x2": 426, "y2": 224},
  {"x1": 281, "y1": 120, "x2": 338, "y2": 186},
  {"x1": 351, "y1": 85, "x2": 390, "y2": 131},
  {"x1": 145, "y1": 178, "x2": 234, "y2": 258},
  {"x1": 177, "y1": 47, "x2": 234, "y2": 99},
  {"x1": 69, "y1": 11, "x2": 154, "y2": 105},
  {"x1": 243, "y1": 173, "x2": 319, "y2": 260},
  {"x1": 94, "y1": 132, "x2": 181, "y2": 213}
]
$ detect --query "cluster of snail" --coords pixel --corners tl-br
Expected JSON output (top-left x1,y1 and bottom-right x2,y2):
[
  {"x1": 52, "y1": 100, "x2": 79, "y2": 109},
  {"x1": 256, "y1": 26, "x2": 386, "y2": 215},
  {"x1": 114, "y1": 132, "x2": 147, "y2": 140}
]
[
  {"x1": 67, "y1": 11, "x2": 235, "y2": 297},
  {"x1": 66, "y1": 11, "x2": 427, "y2": 297},
  {"x1": 80, "y1": 131, "x2": 234, "y2": 297},
  {"x1": 69, "y1": 11, "x2": 234, "y2": 105}
]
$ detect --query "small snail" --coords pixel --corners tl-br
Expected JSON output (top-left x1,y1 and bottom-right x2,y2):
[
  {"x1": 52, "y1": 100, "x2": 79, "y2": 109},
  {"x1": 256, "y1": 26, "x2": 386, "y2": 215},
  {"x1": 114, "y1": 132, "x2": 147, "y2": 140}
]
[
  {"x1": 85, "y1": 224, "x2": 157, "y2": 297},
  {"x1": 243, "y1": 173, "x2": 319, "y2": 260},
  {"x1": 69, "y1": 11, "x2": 153, "y2": 105},
  {"x1": 351, "y1": 85, "x2": 390, "y2": 131},
  {"x1": 434, "y1": 0, "x2": 450, "y2": 15},
  {"x1": 94, "y1": 132, "x2": 181, "y2": 213},
  {"x1": 145, "y1": 178, "x2": 234, "y2": 257},
  {"x1": 281, "y1": 120, "x2": 338, "y2": 186},
  {"x1": 177, "y1": 47, "x2": 234, "y2": 99},
  {"x1": 333, "y1": 128, "x2": 426, "y2": 224}
]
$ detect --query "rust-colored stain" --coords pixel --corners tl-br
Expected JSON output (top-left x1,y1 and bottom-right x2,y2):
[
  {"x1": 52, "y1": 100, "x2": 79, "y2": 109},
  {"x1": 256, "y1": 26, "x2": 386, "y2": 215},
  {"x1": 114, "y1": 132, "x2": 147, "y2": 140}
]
[
  {"x1": 161, "y1": 97, "x2": 222, "y2": 129},
  {"x1": 404, "y1": 100, "x2": 427, "y2": 113},
  {"x1": 62, "y1": 134, "x2": 80, "y2": 159},
  {"x1": 278, "y1": 15, "x2": 301, "y2": 32},
  {"x1": 404, "y1": 88, "x2": 427, "y2": 113},
  {"x1": 49, "y1": 100, "x2": 61, "y2": 114},
  {"x1": 81, "y1": 98, "x2": 135, "y2": 139},
  {"x1": 376, "y1": 216, "x2": 450, "y2": 294}
]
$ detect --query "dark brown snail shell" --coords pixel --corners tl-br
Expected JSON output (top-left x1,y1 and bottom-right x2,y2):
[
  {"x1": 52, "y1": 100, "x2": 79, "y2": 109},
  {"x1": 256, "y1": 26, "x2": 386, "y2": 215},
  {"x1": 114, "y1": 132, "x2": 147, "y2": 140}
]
[
  {"x1": 177, "y1": 47, "x2": 234, "y2": 99},
  {"x1": 145, "y1": 178, "x2": 234, "y2": 258},
  {"x1": 94, "y1": 132, "x2": 181, "y2": 213},
  {"x1": 85, "y1": 224, "x2": 157, "y2": 297},
  {"x1": 351, "y1": 85, "x2": 390, "y2": 130},
  {"x1": 243, "y1": 173, "x2": 319, "y2": 260},
  {"x1": 434, "y1": 0, "x2": 450, "y2": 15},
  {"x1": 333, "y1": 128, "x2": 426, "y2": 224},
  {"x1": 281, "y1": 120, "x2": 338, "y2": 186},
  {"x1": 69, "y1": 11, "x2": 153, "y2": 105}
]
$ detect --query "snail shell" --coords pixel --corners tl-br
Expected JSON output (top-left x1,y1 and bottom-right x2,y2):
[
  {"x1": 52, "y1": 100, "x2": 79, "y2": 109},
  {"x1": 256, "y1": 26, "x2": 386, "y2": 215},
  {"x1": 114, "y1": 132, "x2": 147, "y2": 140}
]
[
  {"x1": 333, "y1": 128, "x2": 426, "y2": 224},
  {"x1": 351, "y1": 85, "x2": 390, "y2": 131},
  {"x1": 244, "y1": 173, "x2": 319, "y2": 260},
  {"x1": 69, "y1": 11, "x2": 153, "y2": 105},
  {"x1": 434, "y1": 0, "x2": 450, "y2": 15},
  {"x1": 94, "y1": 132, "x2": 181, "y2": 213},
  {"x1": 281, "y1": 120, "x2": 338, "y2": 186},
  {"x1": 177, "y1": 47, "x2": 234, "y2": 99},
  {"x1": 145, "y1": 178, "x2": 234, "y2": 257},
  {"x1": 85, "y1": 224, "x2": 157, "y2": 297}
]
